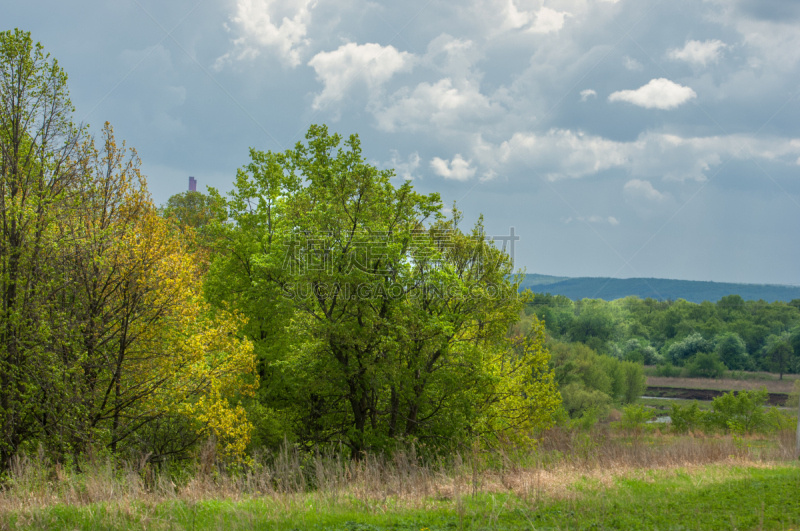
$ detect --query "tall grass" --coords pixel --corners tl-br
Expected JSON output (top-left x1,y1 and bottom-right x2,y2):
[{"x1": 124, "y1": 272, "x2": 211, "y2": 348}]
[{"x1": 0, "y1": 427, "x2": 796, "y2": 519}]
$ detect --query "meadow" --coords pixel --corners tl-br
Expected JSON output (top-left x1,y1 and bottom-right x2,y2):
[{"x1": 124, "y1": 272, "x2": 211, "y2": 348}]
[{"x1": 2, "y1": 427, "x2": 798, "y2": 530}]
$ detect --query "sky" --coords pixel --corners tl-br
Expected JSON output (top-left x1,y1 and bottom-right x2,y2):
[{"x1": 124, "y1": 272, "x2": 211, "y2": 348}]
[{"x1": 3, "y1": 0, "x2": 799, "y2": 285}]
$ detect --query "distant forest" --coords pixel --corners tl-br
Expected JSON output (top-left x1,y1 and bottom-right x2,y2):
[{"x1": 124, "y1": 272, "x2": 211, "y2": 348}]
[
  {"x1": 520, "y1": 293, "x2": 800, "y2": 377},
  {"x1": 519, "y1": 274, "x2": 800, "y2": 304}
]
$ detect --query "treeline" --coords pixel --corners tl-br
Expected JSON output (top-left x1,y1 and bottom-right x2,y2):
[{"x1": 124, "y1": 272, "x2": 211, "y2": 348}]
[
  {"x1": 0, "y1": 30, "x2": 562, "y2": 469},
  {"x1": 522, "y1": 293, "x2": 800, "y2": 378}
]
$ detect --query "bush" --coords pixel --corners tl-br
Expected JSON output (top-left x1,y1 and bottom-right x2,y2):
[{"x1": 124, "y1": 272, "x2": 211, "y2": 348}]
[
  {"x1": 764, "y1": 406, "x2": 797, "y2": 432},
  {"x1": 655, "y1": 363, "x2": 682, "y2": 377},
  {"x1": 708, "y1": 389, "x2": 768, "y2": 434},
  {"x1": 560, "y1": 382, "x2": 612, "y2": 419},
  {"x1": 667, "y1": 333, "x2": 713, "y2": 365},
  {"x1": 670, "y1": 390, "x2": 795, "y2": 435},
  {"x1": 614, "y1": 404, "x2": 653, "y2": 434},
  {"x1": 714, "y1": 332, "x2": 749, "y2": 371},
  {"x1": 685, "y1": 352, "x2": 726, "y2": 379},
  {"x1": 669, "y1": 401, "x2": 706, "y2": 433},
  {"x1": 549, "y1": 340, "x2": 647, "y2": 416}
]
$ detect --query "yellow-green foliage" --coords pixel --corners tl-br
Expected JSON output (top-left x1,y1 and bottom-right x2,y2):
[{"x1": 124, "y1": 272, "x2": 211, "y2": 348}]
[
  {"x1": 476, "y1": 316, "x2": 561, "y2": 444},
  {"x1": 111, "y1": 187, "x2": 257, "y2": 460}
]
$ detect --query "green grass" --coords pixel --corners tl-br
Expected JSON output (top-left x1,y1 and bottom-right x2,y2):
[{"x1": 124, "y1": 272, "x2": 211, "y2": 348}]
[{"x1": 6, "y1": 464, "x2": 799, "y2": 530}]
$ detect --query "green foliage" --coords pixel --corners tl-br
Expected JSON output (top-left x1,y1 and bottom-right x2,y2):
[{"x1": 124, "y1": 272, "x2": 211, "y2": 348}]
[
  {"x1": 559, "y1": 383, "x2": 612, "y2": 420},
  {"x1": 206, "y1": 125, "x2": 561, "y2": 455},
  {"x1": 549, "y1": 340, "x2": 645, "y2": 419},
  {"x1": 654, "y1": 363, "x2": 682, "y2": 377},
  {"x1": 715, "y1": 332, "x2": 749, "y2": 370},
  {"x1": 685, "y1": 351, "x2": 726, "y2": 378},
  {"x1": 764, "y1": 336, "x2": 794, "y2": 379},
  {"x1": 669, "y1": 401, "x2": 705, "y2": 433},
  {"x1": 614, "y1": 404, "x2": 654, "y2": 433},
  {"x1": 527, "y1": 292, "x2": 800, "y2": 374},
  {"x1": 160, "y1": 190, "x2": 218, "y2": 232},
  {"x1": 786, "y1": 379, "x2": 800, "y2": 408},
  {"x1": 667, "y1": 332, "x2": 714, "y2": 365},
  {"x1": 708, "y1": 389, "x2": 768, "y2": 434},
  {"x1": 670, "y1": 390, "x2": 795, "y2": 435},
  {"x1": 0, "y1": 33, "x2": 257, "y2": 466}
]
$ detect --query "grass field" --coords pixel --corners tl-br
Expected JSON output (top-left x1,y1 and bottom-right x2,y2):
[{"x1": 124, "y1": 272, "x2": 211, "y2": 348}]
[
  {"x1": 5, "y1": 462, "x2": 799, "y2": 530},
  {"x1": 2, "y1": 430, "x2": 798, "y2": 530}
]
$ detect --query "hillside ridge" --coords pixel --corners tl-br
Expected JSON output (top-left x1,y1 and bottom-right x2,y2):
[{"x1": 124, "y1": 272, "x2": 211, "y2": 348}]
[{"x1": 519, "y1": 274, "x2": 800, "y2": 303}]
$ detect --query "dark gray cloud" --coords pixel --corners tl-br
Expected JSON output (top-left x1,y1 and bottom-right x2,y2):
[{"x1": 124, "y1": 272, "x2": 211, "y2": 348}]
[{"x1": 2, "y1": 0, "x2": 798, "y2": 285}]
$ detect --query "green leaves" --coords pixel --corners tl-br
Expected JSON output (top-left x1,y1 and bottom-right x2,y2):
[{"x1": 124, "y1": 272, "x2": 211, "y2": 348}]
[{"x1": 207, "y1": 125, "x2": 560, "y2": 455}]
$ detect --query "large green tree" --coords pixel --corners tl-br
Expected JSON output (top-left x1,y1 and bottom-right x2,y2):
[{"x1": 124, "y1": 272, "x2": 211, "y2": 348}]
[{"x1": 206, "y1": 126, "x2": 560, "y2": 455}]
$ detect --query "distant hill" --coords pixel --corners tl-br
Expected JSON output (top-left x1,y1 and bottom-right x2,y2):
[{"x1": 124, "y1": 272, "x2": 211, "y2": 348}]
[{"x1": 518, "y1": 274, "x2": 800, "y2": 303}]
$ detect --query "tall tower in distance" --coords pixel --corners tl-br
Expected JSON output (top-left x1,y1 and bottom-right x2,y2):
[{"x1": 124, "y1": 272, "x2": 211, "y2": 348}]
[{"x1": 189, "y1": 176, "x2": 197, "y2": 192}]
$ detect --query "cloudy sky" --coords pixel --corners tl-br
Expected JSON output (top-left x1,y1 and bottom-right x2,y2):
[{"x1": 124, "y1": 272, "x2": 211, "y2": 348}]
[{"x1": 4, "y1": 0, "x2": 799, "y2": 285}]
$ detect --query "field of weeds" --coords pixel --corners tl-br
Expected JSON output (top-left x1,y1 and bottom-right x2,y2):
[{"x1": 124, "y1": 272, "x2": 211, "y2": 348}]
[{"x1": 1, "y1": 428, "x2": 798, "y2": 530}]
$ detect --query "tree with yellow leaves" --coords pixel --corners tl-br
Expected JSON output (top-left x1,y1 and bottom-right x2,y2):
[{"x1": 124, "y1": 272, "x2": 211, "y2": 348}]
[{"x1": 57, "y1": 123, "x2": 257, "y2": 461}]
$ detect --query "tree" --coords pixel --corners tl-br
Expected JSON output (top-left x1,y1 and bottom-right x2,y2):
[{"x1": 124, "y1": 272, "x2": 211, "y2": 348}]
[
  {"x1": 685, "y1": 352, "x2": 726, "y2": 379},
  {"x1": 666, "y1": 332, "x2": 713, "y2": 366},
  {"x1": 714, "y1": 332, "x2": 749, "y2": 370},
  {"x1": 59, "y1": 124, "x2": 257, "y2": 460},
  {"x1": 766, "y1": 338, "x2": 793, "y2": 380},
  {"x1": 0, "y1": 27, "x2": 258, "y2": 465},
  {"x1": 160, "y1": 190, "x2": 217, "y2": 232},
  {"x1": 0, "y1": 28, "x2": 82, "y2": 464},
  {"x1": 207, "y1": 125, "x2": 561, "y2": 454}
]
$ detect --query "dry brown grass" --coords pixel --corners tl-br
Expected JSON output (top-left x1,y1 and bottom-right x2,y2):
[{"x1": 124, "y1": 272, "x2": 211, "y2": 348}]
[
  {"x1": 0, "y1": 427, "x2": 795, "y2": 520},
  {"x1": 647, "y1": 376, "x2": 797, "y2": 394}
]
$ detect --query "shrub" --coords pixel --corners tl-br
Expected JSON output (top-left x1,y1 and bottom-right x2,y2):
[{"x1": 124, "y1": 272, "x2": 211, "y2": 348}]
[
  {"x1": 667, "y1": 333, "x2": 713, "y2": 365},
  {"x1": 560, "y1": 382, "x2": 612, "y2": 419},
  {"x1": 669, "y1": 401, "x2": 706, "y2": 434},
  {"x1": 614, "y1": 404, "x2": 653, "y2": 434},
  {"x1": 620, "y1": 361, "x2": 646, "y2": 404},
  {"x1": 714, "y1": 332, "x2": 749, "y2": 371},
  {"x1": 764, "y1": 406, "x2": 797, "y2": 432},
  {"x1": 655, "y1": 363, "x2": 682, "y2": 377},
  {"x1": 685, "y1": 352, "x2": 726, "y2": 379},
  {"x1": 708, "y1": 389, "x2": 768, "y2": 434}
]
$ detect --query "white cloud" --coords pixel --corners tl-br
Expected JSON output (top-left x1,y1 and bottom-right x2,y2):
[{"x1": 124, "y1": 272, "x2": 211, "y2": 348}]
[
  {"x1": 478, "y1": 129, "x2": 628, "y2": 180},
  {"x1": 472, "y1": 0, "x2": 570, "y2": 37},
  {"x1": 528, "y1": 7, "x2": 571, "y2": 34},
  {"x1": 668, "y1": 39, "x2": 727, "y2": 66},
  {"x1": 579, "y1": 89, "x2": 597, "y2": 102},
  {"x1": 475, "y1": 129, "x2": 800, "y2": 182},
  {"x1": 374, "y1": 77, "x2": 504, "y2": 132},
  {"x1": 216, "y1": 0, "x2": 316, "y2": 68},
  {"x1": 308, "y1": 43, "x2": 414, "y2": 109},
  {"x1": 424, "y1": 34, "x2": 482, "y2": 79},
  {"x1": 608, "y1": 78, "x2": 697, "y2": 110},
  {"x1": 623, "y1": 179, "x2": 669, "y2": 202},
  {"x1": 388, "y1": 150, "x2": 421, "y2": 180},
  {"x1": 430, "y1": 154, "x2": 476, "y2": 181},
  {"x1": 623, "y1": 56, "x2": 643, "y2": 71}
]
